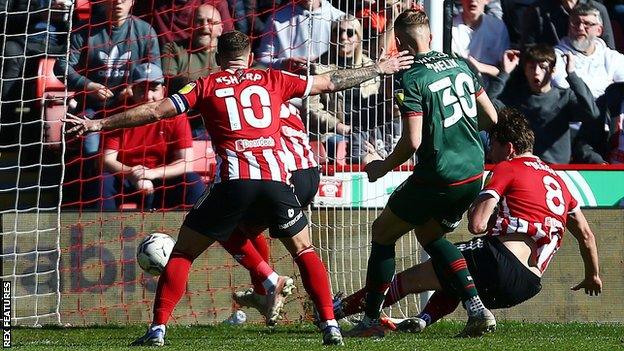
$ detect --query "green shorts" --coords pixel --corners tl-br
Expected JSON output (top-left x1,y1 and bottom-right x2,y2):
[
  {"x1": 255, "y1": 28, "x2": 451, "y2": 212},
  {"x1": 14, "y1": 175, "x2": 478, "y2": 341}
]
[{"x1": 387, "y1": 174, "x2": 482, "y2": 232}]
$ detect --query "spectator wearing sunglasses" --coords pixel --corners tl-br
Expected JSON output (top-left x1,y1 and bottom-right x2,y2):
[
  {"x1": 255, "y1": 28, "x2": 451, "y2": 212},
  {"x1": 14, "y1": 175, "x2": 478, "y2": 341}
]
[{"x1": 305, "y1": 16, "x2": 398, "y2": 163}]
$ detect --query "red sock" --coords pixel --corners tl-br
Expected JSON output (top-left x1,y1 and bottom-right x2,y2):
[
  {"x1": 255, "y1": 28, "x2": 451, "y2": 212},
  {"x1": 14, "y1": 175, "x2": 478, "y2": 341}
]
[
  {"x1": 341, "y1": 287, "x2": 367, "y2": 316},
  {"x1": 249, "y1": 232, "x2": 270, "y2": 295},
  {"x1": 419, "y1": 290, "x2": 460, "y2": 325},
  {"x1": 340, "y1": 275, "x2": 405, "y2": 317},
  {"x1": 294, "y1": 247, "x2": 334, "y2": 321},
  {"x1": 384, "y1": 274, "x2": 406, "y2": 307},
  {"x1": 153, "y1": 251, "x2": 193, "y2": 325},
  {"x1": 220, "y1": 228, "x2": 274, "y2": 287}
]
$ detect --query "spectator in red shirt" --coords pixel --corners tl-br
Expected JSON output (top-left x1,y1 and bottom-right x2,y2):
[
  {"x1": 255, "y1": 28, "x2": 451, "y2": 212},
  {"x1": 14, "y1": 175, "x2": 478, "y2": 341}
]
[{"x1": 99, "y1": 63, "x2": 206, "y2": 210}]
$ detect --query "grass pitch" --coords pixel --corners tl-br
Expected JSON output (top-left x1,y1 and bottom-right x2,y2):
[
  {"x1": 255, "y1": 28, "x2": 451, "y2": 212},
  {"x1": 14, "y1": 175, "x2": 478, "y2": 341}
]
[{"x1": 12, "y1": 321, "x2": 624, "y2": 350}]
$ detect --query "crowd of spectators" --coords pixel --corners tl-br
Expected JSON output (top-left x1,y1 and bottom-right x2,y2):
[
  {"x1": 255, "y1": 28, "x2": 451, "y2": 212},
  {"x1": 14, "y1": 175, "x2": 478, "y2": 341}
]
[{"x1": 1, "y1": 0, "x2": 624, "y2": 210}]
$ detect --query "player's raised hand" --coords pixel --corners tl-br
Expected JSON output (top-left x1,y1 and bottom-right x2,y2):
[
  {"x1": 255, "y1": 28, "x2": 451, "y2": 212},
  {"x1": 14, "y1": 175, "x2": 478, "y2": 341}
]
[
  {"x1": 62, "y1": 113, "x2": 103, "y2": 137},
  {"x1": 571, "y1": 275, "x2": 602, "y2": 296},
  {"x1": 375, "y1": 49, "x2": 414, "y2": 75}
]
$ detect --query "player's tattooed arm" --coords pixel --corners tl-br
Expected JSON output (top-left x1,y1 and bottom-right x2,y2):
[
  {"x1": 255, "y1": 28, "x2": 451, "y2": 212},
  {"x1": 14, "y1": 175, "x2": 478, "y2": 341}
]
[
  {"x1": 326, "y1": 66, "x2": 380, "y2": 91},
  {"x1": 63, "y1": 98, "x2": 178, "y2": 136},
  {"x1": 310, "y1": 50, "x2": 414, "y2": 95},
  {"x1": 100, "y1": 99, "x2": 178, "y2": 130}
]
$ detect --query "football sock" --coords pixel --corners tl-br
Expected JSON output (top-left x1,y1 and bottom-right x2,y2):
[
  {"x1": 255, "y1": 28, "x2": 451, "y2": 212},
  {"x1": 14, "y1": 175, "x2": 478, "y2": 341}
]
[
  {"x1": 385, "y1": 274, "x2": 406, "y2": 307},
  {"x1": 341, "y1": 288, "x2": 366, "y2": 316},
  {"x1": 423, "y1": 238, "x2": 479, "y2": 302},
  {"x1": 153, "y1": 251, "x2": 193, "y2": 325},
  {"x1": 364, "y1": 241, "x2": 395, "y2": 320},
  {"x1": 249, "y1": 233, "x2": 270, "y2": 295},
  {"x1": 220, "y1": 229, "x2": 276, "y2": 291},
  {"x1": 464, "y1": 296, "x2": 486, "y2": 316},
  {"x1": 263, "y1": 272, "x2": 279, "y2": 292},
  {"x1": 340, "y1": 274, "x2": 404, "y2": 318},
  {"x1": 418, "y1": 290, "x2": 460, "y2": 326},
  {"x1": 319, "y1": 319, "x2": 339, "y2": 329},
  {"x1": 148, "y1": 324, "x2": 166, "y2": 335},
  {"x1": 294, "y1": 247, "x2": 334, "y2": 321}
]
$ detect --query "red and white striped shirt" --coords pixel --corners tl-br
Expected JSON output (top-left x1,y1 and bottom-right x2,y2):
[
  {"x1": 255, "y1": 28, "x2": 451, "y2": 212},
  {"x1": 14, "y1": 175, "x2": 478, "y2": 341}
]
[
  {"x1": 278, "y1": 103, "x2": 317, "y2": 172},
  {"x1": 481, "y1": 156, "x2": 579, "y2": 273},
  {"x1": 169, "y1": 68, "x2": 313, "y2": 183}
]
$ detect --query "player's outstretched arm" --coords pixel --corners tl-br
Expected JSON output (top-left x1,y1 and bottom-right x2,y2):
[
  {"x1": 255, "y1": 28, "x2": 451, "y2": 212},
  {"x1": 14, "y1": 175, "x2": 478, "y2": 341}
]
[
  {"x1": 63, "y1": 98, "x2": 178, "y2": 137},
  {"x1": 567, "y1": 209, "x2": 602, "y2": 296},
  {"x1": 467, "y1": 194, "x2": 499, "y2": 234},
  {"x1": 309, "y1": 50, "x2": 414, "y2": 95},
  {"x1": 476, "y1": 91, "x2": 498, "y2": 131}
]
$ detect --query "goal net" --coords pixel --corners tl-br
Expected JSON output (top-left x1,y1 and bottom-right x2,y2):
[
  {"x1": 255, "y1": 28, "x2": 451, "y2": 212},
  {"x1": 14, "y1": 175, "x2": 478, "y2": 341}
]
[{"x1": 1, "y1": 0, "x2": 426, "y2": 326}]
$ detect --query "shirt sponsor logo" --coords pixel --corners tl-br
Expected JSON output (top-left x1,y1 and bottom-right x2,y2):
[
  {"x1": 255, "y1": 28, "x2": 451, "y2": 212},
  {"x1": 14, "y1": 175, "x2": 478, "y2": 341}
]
[
  {"x1": 178, "y1": 82, "x2": 196, "y2": 95},
  {"x1": 278, "y1": 211, "x2": 304, "y2": 229},
  {"x1": 235, "y1": 137, "x2": 275, "y2": 151}
]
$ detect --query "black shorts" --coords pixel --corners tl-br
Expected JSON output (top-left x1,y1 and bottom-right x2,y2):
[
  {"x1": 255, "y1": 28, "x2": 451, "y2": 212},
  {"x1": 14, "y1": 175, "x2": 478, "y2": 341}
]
[
  {"x1": 290, "y1": 167, "x2": 321, "y2": 207},
  {"x1": 434, "y1": 236, "x2": 542, "y2": 309},
  {"x1": 240, "y1": 167, "x2": 320, "y2": 230},
  {"x1": 183, "y1": 180, "x2": 308, "y2": 241}
]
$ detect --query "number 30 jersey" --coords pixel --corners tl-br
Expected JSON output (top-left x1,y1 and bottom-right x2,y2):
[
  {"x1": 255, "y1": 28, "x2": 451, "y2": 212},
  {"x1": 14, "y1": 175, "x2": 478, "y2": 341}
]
[
  {"x1": 481, "y1": 156, "x2": 579, "y2": 273},
  {"x1": 170, "y1": 68, "x2": 313, "y2": 183},
  {"x1": 397, "y1": 51, "x2": 485, "y2": 184}
]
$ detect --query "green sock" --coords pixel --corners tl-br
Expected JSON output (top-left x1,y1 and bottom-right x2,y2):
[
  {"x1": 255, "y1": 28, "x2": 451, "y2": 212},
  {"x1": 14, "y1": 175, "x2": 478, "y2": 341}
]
[
  {"x1": 364, "y1": 241, "x2": 395, "y2": 319},
  {"x1": 424, "y1": 237, "x2": 478, "y2": 301}
]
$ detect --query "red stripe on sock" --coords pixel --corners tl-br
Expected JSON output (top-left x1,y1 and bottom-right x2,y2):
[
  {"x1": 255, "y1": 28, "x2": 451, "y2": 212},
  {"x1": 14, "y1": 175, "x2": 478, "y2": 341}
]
[
  {"x1": 383, "y1": 275, "x2": 406, "y2": 307},
  {"x1": 449, "y1": 259, "x2": 468, "y2": 272},
  {"x1": 465, "y1": 283, "x2": 475, "y2": 290}
]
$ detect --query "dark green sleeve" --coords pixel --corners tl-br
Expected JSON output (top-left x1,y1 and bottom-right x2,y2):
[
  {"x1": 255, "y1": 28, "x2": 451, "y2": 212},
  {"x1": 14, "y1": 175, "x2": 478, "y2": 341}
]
[{"x1": 397, "y1": 73, "x2": 423, "y2": 116}]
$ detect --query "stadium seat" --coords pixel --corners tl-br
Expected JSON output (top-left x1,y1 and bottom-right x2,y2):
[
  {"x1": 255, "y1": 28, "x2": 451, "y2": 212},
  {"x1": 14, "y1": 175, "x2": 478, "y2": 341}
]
[
  {"x1": 192, "y1": 140, "x2": 217, "y2": 183},
  {"x1": 75, "y1": 0, "x2": 91, "y2": 21},
  {"x1": 37, "y1": 58, "x2": 74, "y2": 148}
]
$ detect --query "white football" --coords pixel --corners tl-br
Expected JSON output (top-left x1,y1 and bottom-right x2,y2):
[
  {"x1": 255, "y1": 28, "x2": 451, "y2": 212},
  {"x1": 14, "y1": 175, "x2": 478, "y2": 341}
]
[{"x1": 137, "y1": 232, "x2": 176, "y2": 276}]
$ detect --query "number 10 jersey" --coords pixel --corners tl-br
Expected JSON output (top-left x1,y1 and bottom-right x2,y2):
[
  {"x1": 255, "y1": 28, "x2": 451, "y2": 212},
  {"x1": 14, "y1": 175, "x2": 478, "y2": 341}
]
[{"x1": 170, "y1": 68, "x2": 313, "y2": 183}]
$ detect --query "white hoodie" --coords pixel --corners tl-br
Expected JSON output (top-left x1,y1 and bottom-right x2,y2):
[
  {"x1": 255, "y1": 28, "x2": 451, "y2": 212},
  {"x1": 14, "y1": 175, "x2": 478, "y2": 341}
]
[{"x1": 553, "y1": 37, "x2": 624, "y2": 98}]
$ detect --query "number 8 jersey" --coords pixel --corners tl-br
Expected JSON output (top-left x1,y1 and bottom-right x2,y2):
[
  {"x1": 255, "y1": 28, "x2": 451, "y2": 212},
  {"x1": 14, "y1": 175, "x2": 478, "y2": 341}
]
[
  {"x1": 481, "y1": 156, "x2": 580, "y2": 273},
  {"x1": 170, "y1": 68, "x2": 313, "y2": 183}
]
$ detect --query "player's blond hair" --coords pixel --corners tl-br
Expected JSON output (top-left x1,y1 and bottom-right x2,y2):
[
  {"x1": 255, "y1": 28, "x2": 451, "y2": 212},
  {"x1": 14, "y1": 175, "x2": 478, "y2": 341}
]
[
  {"x1": 394, "y1": 8, "x2": 429, "y2": 37},
  {"x1": 332, "y1": 15, "x2": 364, "y2": 68}
]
